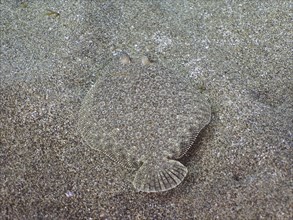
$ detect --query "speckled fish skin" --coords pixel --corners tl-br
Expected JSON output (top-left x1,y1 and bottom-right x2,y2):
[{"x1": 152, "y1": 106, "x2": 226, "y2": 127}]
[{"x1": 78, "y1": 61, "x2": 211, "y2": 193}]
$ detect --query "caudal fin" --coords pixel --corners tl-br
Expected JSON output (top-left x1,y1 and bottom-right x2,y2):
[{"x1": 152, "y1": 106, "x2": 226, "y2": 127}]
[{"x1": 133, "y1": 158, "x2": 188, "y2": 192}]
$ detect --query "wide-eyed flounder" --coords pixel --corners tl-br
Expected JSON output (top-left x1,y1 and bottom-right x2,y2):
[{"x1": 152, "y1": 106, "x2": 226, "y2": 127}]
[{"x1": 78, "y1": 56, "x2": 211, "y2": 192}]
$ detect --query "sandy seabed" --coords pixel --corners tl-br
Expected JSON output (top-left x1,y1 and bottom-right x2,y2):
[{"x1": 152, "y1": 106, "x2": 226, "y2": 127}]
[{"x1": 1, "y1": 1, "x2": 292, "y2": 219}]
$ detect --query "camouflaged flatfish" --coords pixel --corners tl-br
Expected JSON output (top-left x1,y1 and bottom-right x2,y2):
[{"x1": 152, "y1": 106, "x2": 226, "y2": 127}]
[{"x1": 78, "y1": 57, "x2": 211, "y2": 192}]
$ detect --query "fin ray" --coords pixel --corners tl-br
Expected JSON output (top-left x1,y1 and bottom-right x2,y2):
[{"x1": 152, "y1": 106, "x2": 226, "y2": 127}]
[{"x1": 133, "y1": 159, "x2": 188, "y2": 192}]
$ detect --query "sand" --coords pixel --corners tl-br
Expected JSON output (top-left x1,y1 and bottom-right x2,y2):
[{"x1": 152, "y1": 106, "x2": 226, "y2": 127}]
[{"x1": 1, "y1": 1, "x2": 292, "y2": 219}]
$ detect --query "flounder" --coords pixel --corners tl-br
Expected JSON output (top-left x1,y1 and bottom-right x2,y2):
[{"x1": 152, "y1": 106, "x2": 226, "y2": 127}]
[{"x1": 78, "y1": 56, "x2": 211, "y2": 192}]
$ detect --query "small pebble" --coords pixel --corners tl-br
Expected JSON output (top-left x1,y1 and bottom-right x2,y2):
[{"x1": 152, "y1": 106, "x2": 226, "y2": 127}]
[{"x1": 65, "y1": 191, "x2": 74, "y2": 197}]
